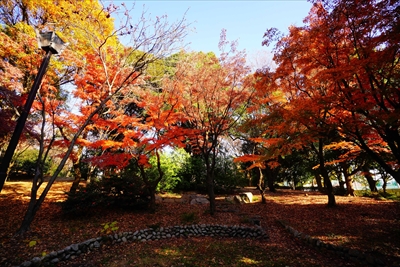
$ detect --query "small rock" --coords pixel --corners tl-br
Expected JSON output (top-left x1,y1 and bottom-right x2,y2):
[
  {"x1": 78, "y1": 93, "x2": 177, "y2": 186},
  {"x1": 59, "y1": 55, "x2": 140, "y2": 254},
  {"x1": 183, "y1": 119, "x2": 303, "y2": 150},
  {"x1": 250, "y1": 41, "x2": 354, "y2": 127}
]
[
  {"x1": 21, "y1": 261, "x2": 32, "y2": 267},
  {"x1": 71, "y1": 244, "x2": 79, "y2": 252}
]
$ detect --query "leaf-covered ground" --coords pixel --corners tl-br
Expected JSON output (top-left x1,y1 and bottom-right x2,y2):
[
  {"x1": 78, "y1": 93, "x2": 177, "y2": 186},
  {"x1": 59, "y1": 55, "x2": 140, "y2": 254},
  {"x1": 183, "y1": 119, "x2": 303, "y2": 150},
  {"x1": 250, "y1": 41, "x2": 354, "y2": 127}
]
[{"x1": 0, "y1": 181, "x2": 399, "y2": 267}]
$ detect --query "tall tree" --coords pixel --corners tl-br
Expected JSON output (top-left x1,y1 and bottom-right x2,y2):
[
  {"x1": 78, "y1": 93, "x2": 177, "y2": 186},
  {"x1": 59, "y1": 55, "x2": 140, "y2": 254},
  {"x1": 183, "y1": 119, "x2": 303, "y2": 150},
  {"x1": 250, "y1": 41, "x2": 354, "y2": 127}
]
[
  {"x1": 0, "y1": 0, "x2": 189, "y2": 234},
  {"x1": 163, "y1": 31, "x2": 254, "y2": 214}
]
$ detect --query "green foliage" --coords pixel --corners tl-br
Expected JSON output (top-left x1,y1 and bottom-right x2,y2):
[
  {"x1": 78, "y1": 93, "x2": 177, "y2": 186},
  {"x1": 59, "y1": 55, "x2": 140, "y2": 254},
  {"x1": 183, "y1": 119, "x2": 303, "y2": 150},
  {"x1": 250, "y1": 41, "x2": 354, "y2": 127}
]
[
  {"x1": 62, "y1": 176, "x2": 150, "y2": 214},
  {"x1": 154, "y1": 148, "x2": 188, "y2": 192},
  {"x1": 214, "y1": 154, "x2": 247, "y2": 193},
  {"x1": 175, "y1": 155, "x2": 206, "y2": 192},
  {"x1": 360, "y1": 190, "x2": 400, "y2": 201},
  {"x1": 102, "y1": 221, "x2": 119, "y2": 234},
  {"x1": 9, "y1": 148, "x2": 52, "y2": 179},
  {"x1": 175, "y1": 153, "x2": 246, "y2": 193}
]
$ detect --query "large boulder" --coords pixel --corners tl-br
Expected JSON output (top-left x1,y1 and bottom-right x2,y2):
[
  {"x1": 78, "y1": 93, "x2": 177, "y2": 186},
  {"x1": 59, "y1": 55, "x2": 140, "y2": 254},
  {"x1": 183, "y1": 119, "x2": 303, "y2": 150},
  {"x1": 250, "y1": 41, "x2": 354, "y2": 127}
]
[
  {"x1": 239, "y1": 192, "x2": 253, "y2": 203},
  {"x1": 180, "y1": 193, "x2": 198, "y2": 204}
]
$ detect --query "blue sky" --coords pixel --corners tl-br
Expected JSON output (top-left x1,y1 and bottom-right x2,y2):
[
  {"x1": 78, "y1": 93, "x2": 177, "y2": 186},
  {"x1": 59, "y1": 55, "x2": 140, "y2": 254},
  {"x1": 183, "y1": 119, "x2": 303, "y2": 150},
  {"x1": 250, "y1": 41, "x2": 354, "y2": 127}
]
[{"x1": 111, "y1": 1, "x2": 312, "y2": 67}]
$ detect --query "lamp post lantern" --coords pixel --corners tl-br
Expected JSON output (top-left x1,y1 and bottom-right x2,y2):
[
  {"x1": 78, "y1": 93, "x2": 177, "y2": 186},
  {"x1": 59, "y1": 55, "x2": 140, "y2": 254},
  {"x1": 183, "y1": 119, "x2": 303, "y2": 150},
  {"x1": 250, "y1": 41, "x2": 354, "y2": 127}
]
[{"x1": 0, "y1": 29, "x2": 68, "y2": 192}]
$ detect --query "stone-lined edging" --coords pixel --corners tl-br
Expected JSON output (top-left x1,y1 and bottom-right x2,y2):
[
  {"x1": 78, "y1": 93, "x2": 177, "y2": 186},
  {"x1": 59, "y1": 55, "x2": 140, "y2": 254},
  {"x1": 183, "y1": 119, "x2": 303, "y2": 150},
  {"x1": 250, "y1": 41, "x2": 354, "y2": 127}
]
[
  {"x1": 18, "y1": 224, "x2": 268, "y2": 267},
  {"x1": 277, "y1": 220, "x2": 386, "y2": 267}
]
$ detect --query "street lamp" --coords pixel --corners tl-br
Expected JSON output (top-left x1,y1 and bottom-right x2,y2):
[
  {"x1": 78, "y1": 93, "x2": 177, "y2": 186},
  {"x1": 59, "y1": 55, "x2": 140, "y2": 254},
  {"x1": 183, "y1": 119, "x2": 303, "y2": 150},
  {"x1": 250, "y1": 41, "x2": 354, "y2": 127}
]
[{"x1": 0, "y1": 29, "x2": 68, "y2": 192}]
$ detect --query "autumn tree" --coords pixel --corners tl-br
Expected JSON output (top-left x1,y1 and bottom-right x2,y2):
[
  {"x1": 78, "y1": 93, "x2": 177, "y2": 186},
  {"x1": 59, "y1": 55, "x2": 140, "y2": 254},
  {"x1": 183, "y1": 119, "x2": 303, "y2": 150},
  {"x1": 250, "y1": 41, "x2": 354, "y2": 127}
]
[
  {"x1": 0, "y1": 0, "x2": 189, "y2": 234},
  {"x1": 163, "y1": 31, "x2": 254, "y2": 214},
  {"x1": 240, "y1": 0, "x2": 398, "y2": 206},
  {"x1": 276, "y1": 0, "x2": 400, "y2": 184}
]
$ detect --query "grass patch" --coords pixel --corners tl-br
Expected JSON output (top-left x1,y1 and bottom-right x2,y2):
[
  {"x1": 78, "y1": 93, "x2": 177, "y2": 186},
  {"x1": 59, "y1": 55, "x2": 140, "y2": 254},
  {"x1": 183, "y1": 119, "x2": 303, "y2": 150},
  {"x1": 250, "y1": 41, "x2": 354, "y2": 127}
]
[
  {"x1": 124, "y1": 240, "x2": 301, "y2": 267},
  {"x1": 87, "y1": 239, "x2": 332, "y2": 267}
]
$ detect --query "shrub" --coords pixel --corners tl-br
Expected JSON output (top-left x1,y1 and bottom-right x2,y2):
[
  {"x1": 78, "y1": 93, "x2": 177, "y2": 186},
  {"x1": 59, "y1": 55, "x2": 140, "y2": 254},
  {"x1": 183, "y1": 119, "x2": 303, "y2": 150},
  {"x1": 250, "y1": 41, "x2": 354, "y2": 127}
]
[
  {"x1": 180, "y1": 212, "x2": 198, "y2": 224},
  {"x1": 62, "y1": 177, "x2": 150, "y2": 214}
]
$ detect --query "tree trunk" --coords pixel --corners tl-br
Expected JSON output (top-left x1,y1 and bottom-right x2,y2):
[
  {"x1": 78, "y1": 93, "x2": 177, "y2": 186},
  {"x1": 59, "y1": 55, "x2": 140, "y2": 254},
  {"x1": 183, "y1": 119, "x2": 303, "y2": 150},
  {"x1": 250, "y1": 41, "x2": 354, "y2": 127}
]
[
  {"x1": 204, "y1": 149, "x2": 216, "y2": 215},
  {"x1": 362, "y1": 165, "x2": 377, "y2": 192},
  {"x1": 317, "y1": 140, "x2": 336, "y2": 207},
  {"x1": 257, "y1": 167, "x2": 267, "y2": 204},
  {"x1": 314, "y1": 172, "x2": 324, "y2": 193},
  {"x1": 148, "y1": 187, "x2": 156, "y2": 212},
  {"x1": 139, "y1": 150, "x2": 164, "y2": 212},
  {"x1": 382, "y1": 178, "x2": 387, "y2": 194},
  {"x1": 206, "y1": 173, "x2": 216, "y2": 214},
  {"x1": 69, "y1": 161, "x2": 82, "y2": 194},
  {"x1": 340, "y1": 162, "x2": 355, "y2": 196},
  {"x1": 265, "y1": 167, "x2": 276, "y2": 193}
]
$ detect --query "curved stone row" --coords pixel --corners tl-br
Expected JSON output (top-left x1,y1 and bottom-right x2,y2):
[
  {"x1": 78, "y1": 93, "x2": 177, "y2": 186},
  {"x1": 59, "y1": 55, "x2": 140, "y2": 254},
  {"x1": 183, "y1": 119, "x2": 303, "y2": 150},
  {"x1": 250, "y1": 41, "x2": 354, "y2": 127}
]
[
  {"x1": 18, "y1": 224, "x2": 268, "y2": 267},
  {"x1": 277, "y1": 220, "x2": 386, "y2": 267}
]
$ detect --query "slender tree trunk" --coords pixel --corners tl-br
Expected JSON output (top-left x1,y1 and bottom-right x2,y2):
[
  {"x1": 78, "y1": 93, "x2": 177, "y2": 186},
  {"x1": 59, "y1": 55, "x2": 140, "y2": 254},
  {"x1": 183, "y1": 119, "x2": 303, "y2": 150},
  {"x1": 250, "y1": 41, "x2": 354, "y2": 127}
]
[
  {"x1": 314, "y1": 172, "x2": 324, "y2": 193},
  {"x1": 69, "y1": 161, "x2": 82, "y2": 194},
  {"x1": 382, "y1": 178, "x2": 387, "y2": 194},
  {"x1": 205, "y1": 159, "x2": 215, "y2": 214},
  {"x1": 246, "y1": 170, "x2": 252, "y2": 187},
  {"x1": 257, "y1": 167, "x2": 267, "y2": 204},
  {"x1": 204, "y1": 148, "x2": 216, "y2": 215}
]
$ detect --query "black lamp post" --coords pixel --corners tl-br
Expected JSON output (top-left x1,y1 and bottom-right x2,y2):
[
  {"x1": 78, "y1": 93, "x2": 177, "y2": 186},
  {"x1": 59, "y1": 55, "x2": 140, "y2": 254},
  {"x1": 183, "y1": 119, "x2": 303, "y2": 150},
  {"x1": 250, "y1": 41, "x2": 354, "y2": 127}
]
[{"x1": 0, "y1": 29, "x2": 68, "y2": 192}]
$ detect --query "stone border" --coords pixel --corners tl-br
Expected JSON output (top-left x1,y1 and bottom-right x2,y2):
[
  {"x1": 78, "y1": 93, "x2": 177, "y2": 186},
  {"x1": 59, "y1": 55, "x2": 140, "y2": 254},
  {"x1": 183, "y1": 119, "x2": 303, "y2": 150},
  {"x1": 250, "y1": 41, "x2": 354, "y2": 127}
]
[
  {"x1": 277, "y1": 220, "x2": 386, "y2": 267},
  {"x1": 17, "y1": 224, "x2": 268, "y2": 267}
]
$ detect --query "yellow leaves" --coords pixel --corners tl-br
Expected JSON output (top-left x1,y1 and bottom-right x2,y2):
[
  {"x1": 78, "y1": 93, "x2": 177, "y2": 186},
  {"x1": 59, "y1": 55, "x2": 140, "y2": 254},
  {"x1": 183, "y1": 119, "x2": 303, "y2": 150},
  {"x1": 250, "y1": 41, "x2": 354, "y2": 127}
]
[{"x1": 14, "y1": 22, "x2": 35, "y2": 37}]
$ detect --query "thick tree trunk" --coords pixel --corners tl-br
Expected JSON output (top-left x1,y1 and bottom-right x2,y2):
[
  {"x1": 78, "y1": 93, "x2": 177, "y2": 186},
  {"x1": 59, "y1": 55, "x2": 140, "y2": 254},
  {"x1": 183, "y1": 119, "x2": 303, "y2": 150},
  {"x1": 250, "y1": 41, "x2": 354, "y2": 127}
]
[
  {"x1": 340, "y1": 162, "x2": 355, "y2": 196},
  {"x1": 317, "y1": 141, "x2": 336, "y2": 207},
  {"x1": 344, "y1": 175, "x2": 355, "y2": 196},
  {"x1": 265, "y1": 168, "x2": 277, "y2": 193},
  {"x1": 18, "y1": 199, "x2": 37, "y2": 234},
  {"x1": 362, "y1": 165, "x2": 377, "y2": 192}
]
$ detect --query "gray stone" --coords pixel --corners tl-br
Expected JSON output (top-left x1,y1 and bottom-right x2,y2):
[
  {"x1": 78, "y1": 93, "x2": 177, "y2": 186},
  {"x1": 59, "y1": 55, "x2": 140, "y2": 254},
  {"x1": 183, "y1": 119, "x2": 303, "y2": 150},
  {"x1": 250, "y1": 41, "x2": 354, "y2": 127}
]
[
  {"x1": 21, "y1": 261, "x2": 32, "y2": 267},
  {"x1": 49, "y1": 251, "x2": 57, "y2": 258},
  {"x1": 50, "y1": 258, "x2": 59, "y2": 264},
  {"x1": 71, "y1": 244, "x2": 79, "y2": 252},
  {"x1": 122, "y1": 237, "x2": 127, "y2": 242},
  {"x1": 190, "y1": 197, "x2": 209, "y2": 205},
  {"x1": 94, "y1": 241, "x2": 100, "y2": 248},
  {"x1": 233, "y1": 195, "x2": 245, "y2": 204},
  {"x1": 31, "y1": 257, "x2": 41, "y2": 266}
]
